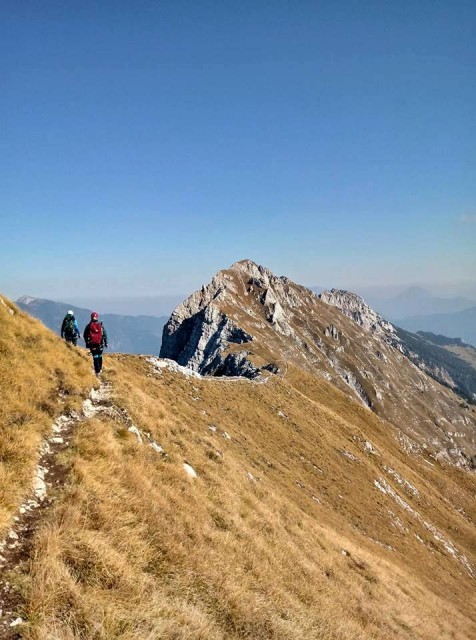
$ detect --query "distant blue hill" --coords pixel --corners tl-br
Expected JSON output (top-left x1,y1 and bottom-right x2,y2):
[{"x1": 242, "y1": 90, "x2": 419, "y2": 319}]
[
  {"x1": 397, "y1": 307, "x2": 476, "y2": 348},
  {"x1": 372, "y1": 287, "x2": 475, "y2": 320},
  {"x1": 16, "y1": 296, "x2": 168, "y2": 355}
]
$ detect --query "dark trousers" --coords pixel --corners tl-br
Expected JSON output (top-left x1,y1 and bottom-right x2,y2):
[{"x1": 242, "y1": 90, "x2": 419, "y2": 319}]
[
  {"x1": 90, "y1": 346, "x2": 104, "y2": 373},
  {"x1": 65, "y1": 336, "x2": 78, "y2": 346}
]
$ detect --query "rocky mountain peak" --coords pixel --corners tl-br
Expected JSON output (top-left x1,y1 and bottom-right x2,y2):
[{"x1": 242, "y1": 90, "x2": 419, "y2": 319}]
[
  {"x1": 17, "y1": 295, "x2": 37, "y2": 306},
  {"x1": 160, "y1": 262, "x2": 476, "y2": 469},
  {"x1": 318, "y1": 289, "x2": 476, "y2": 402},
  {"x1": 229, "y1": 259, "x2": 290, "y2": 287},
  {"x1": 161, "y1": 260, "x2": 305, "y2": 377}
]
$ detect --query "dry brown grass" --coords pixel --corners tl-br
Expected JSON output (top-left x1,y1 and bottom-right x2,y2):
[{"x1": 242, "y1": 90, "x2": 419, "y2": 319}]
[
  {"x1": 0, "y1": 295, "x2": 94, "y2": 534},
  {"x1": 19, "y1": 355, "x2": 476, "y2": 639},
  {"x1": 445, "y1": 344, "x2": 476, "y2": 368}
]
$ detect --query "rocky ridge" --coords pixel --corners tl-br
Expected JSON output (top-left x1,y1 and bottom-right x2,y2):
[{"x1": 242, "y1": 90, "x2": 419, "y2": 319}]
[
  {"x1": 161, "y1": 260, "x2": 476, "y2": 469},
  {"x1": 319, "y1": 289, "x2": 398, "y2": 339},
  {"x1": 319, "y1": 289, "x2": 475, "y2": 402}
]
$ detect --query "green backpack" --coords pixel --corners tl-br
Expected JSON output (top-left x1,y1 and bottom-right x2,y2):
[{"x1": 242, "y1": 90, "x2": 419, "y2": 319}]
[{"x1": 63, "y1": 315, "x2": 76, "y2": 338}]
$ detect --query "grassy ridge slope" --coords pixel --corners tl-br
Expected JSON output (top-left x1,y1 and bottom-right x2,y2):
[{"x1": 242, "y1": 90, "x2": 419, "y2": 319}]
[
  {"x1": 23, "y1": 356, "x2": 476, "y2": 639},
  {"x1": 0, "y1": 296, "x2": 94, "y2": 534},
  {"x1": 1, "y1": 294, "x2": 475, "y2": 638}
]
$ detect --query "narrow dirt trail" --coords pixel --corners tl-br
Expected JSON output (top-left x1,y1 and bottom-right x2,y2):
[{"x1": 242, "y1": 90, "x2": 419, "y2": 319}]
[
  {"x1": 0, "y1": 384, "x2": 112, "y2": 639},
  {"x1": 0, "y1": 376, "x2": 170, "y2": 639}
]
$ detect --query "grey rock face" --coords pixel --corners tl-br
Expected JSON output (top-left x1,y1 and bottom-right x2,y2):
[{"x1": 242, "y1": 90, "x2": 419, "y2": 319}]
[
  {"x1": 318, "y1": 289, "x2": 472, "y2": 402},
  {"x1": 319, "y1": 289, "x2": 397, "y2": 340},
  {"x1": 325, "y1": 324, "x2": 339, "y2": 341},
  {"x1": 160, "y1": 263, "x2": 260, "y2": 377},
  {"x1": 161, "y1": 304, "x2": 253, "y2": 375},
  {"x1": 341, "y1": 370, "x2": 372, "y2": 409},
  {"x1": 160, "y1": 259, "x2": 301, "y2": 377},
  {"x1": 214, "y1": 352, "x2": 261, "y2": 378}
]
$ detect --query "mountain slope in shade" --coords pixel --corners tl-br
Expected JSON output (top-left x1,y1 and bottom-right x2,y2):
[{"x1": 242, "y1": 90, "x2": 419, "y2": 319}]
[
  {"x1": 417, "y1": 331, "x2": 476, "y2": 370},
  {"x1": 446, "y1": 344, "x2": 476, "y2": 369},
  {"x1": 17, "y1": 296, "x2": 167, "y2": 354},
  {"x1": 0, "y1": 293, "x2": 475, "y2": 639},
  {"x1": 161, "y1": 260, "x2": 476, "y2": 469},
  {"x1": 398, "y1": 306, "x2": 476, "y2": 348},
  {"x1": 393, "y1": 328, "x2": 476, "y2": 403}
]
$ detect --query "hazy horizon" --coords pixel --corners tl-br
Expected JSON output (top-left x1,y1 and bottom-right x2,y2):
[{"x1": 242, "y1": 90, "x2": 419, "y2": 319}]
[{"x1": 8, "y1": 268, "x2": 476, "y2": 318}]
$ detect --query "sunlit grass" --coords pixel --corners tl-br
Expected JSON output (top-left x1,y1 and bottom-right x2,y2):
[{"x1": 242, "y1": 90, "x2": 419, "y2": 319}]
[
  {"x1": 0, "y1": 295, "x2": 94, "y2": 532},
  {"x1": 22, "y1": 355, "x2": 476, "y2": 639}
]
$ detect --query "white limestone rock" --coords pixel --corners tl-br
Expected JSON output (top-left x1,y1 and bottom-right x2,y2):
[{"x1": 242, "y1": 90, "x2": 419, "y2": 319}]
[
  {"x1": 319, "y1": 289, "x2": 396, "y2": 338},
  {"x1": 183, "y1": 463, "x2": 198, "y2": 478}
]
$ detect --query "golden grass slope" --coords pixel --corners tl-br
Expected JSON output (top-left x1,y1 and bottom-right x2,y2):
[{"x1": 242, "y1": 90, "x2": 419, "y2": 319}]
[
  {"x1": 0, "y1": 295, "x2": 94, "y2": 536},
  {"x1": 445, "y1": 344, "x2": 476, "y2": 369},
  {"x1": 16, "y1": 354, "x2": 476, "y2": 639}
]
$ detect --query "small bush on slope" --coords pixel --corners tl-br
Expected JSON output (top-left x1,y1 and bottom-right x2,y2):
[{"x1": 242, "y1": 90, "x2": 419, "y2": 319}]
[
  {"x1": 0, "y1": 295, "x2": 94, "y2": 533},
  {"x1": 23, "y1": 357, "x2": 476, "y2": 639}
]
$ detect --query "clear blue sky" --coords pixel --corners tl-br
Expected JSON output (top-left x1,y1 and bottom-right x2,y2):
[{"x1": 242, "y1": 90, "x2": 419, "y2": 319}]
[{"x1": 1, "y1": 0, "x2": 475, "y2": 303}]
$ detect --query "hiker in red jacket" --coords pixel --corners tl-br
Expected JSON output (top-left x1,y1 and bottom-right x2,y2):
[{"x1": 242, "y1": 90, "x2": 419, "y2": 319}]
[{"x1": 83, "y1": 312, "x2": 109, "y2": 376}]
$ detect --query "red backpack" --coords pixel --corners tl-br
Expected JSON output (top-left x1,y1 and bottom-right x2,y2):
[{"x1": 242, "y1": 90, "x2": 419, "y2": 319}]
[{"x1": 89, "y1": 321, "x2": 103, "y2": 346}]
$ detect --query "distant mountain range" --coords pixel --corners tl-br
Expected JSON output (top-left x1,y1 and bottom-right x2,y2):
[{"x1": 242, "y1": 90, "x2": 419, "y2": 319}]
[
  {"x1": 366, "y1": 286, "x2": 475, "y2": 321},
  {"x1": 69, "y1": 294, "x2": 185, "y2": 317},
  {"x1": 16, "y1": 296, "x2": 167, "y2": 355},
  {"x1": 397, "y1": 306, "x2": 476, "y2": 348}
]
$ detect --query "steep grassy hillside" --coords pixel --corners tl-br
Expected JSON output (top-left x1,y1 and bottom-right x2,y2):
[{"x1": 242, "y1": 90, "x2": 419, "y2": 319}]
[
  {"x1": 0, "y1": 296, "x2": 94, "y2": 534},
  {"x1": 1, "y1": 294, "x2": 475, "y2": 639}
]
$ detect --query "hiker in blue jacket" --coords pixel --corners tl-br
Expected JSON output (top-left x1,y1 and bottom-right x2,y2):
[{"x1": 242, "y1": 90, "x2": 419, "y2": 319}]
[{"x1": 61, "y1": 310, "x2": 81, "y2": 346}]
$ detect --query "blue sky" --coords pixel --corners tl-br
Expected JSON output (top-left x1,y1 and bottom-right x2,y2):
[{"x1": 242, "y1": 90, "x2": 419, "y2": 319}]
[{"x1": 1, "y1": 0, "x2": 475, "y2": 303}]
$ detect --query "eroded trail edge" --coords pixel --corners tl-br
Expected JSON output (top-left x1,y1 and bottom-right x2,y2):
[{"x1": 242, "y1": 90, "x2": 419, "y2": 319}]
[{"x1": 0, "y1": 384, "x2": 112, "y2": 638}]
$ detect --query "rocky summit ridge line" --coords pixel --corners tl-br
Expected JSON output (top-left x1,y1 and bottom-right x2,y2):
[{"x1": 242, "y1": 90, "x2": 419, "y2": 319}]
[
  {"x1": 161, "y1": 260, "x2": 476, "y2": 469},
  {"x1": 319, "y1": 289, "x2": 476, "y2": 401}
]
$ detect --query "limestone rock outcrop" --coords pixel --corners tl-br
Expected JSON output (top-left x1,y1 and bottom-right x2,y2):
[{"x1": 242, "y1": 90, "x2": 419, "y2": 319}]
[
  {"x1": 319, "y1": 289, "x2": 397, "y2": 341},
  {"x1": 161, "y1": 301, "x2": 254, "y2": 376},
  {"x1": 318, "y1": 289, "x2": 462, "y2": 396}
]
